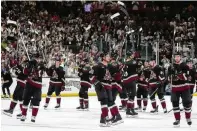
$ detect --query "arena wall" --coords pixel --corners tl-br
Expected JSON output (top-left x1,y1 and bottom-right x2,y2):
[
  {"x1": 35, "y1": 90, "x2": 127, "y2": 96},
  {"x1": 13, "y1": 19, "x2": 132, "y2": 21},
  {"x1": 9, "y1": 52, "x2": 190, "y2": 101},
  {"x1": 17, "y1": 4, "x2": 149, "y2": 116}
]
[{"x1": 1, "y1": 78, "x2": 197, "y2": 97}]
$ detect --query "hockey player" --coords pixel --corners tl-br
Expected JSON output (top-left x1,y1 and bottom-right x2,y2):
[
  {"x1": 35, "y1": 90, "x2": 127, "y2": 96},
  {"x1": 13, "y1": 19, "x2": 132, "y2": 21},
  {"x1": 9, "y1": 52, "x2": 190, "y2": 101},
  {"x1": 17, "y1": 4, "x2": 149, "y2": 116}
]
[
  {"x1": 108, "y1": 53, "x2": 124, "y2": 120},
  {"x1": 136, "y1": 61, "x2": 151, "y2": 112},
  {"x1": 148, "y1": 58, "x2": 167, "y2": 113},
  {"x1": 90, "y1": 53, "x2": 123, "y2": 127},
  {"x1": 44, "y1": 57, "x2": 65, "y2": 109},
  {"x1": 123, "y1": 52, "x2": 139, "y2": 117},
  {"x1": 169, "y1": 52, "x2": 192, "y2": 127},
  {"x1": 20, "y1": 54, "x2": 45, "y2": 122},
  {"x1": 76, "y1": 58, "x2": 91, "y2": 110},
  {"x1": 195, "y1": 63, "x2": 197, "y2": 92},
  {"x1": 3, "y1": 56, "x2": 28, "y2": 118},
  {"x1": 186, "y1": 59, "x2": 196, "y2": 106},
  {"x1": 1, "y1": 62, "x2": 13, "y2": 98},
  {"x1": 117, "y1": 59, "x2": 128, "y2": 111}
]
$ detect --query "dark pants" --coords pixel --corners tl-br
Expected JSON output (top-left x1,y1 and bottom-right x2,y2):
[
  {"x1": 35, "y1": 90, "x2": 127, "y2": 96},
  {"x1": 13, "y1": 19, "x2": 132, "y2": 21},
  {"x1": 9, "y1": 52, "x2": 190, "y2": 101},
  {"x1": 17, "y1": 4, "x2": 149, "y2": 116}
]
[
  {"x1": 137, "y1": 86, "x2": 148, "y2": 99},
  {"x1": 23, "y1": 82, "x2": 42, "y2": 107},
  {"x1": 149, "y1": 84, "x2": 164, "y2": 100},
  {"x1": 124, "y1": 81, "x2": 136, "y2": 101},
  {"x1": 171, "y1": 89, "x2": 192, "y2": 120},
  {"x1": 2, "y1": 82, "x2": 12, "y2": 96},
  {"x1": 149, "y1": 84, "x2": 166, "y2": 109},
  {"x1": 123, "y1": 81, "x2": 137, "y2": 109},
  {"x1": 47, "y1": 84, "x2": 62, "y2": 96},
  {"x1": 119, "y1": 84, "x2": 128, "y2": 99},
  {"x1": 79, "y1": 85, "x2": 89, "y2": 99},
  {"x1": 13, "y1": 84, "x2": 24, "y2": 101}
]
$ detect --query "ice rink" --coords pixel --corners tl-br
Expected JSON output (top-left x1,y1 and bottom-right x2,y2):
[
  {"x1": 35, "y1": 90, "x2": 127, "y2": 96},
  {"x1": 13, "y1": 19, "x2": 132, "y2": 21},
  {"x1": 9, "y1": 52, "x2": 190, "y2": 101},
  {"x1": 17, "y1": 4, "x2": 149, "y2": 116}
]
[{"x1": 1, "y1": 96, "x2": 197, "y2": 131}]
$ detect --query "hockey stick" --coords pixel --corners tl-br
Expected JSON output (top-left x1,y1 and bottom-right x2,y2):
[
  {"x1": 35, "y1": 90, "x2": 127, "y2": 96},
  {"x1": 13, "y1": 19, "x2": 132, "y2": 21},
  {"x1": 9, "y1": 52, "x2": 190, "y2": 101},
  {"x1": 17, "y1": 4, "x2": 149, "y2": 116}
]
[{"x1": 148, "y1": 87, "x2": 159, "y2": 99}]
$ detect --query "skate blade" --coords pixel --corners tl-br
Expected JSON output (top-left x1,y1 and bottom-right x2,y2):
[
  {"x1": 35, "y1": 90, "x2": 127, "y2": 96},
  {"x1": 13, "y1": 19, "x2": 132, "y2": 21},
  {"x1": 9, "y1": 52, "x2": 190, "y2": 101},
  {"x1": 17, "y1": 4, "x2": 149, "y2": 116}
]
[
  {"x1": 20, "y1": 119, "x2": 26, "y2": 122},
  {"x1": 3, "y1": 112, "x2": 12, "y2": 117},
  {"x1": 55, "y1": 107, "x2": 60, "y2": 110},
  {"x1": 119, "y1": 110, "x2": 126, "y2": 112},
  {"x1": 83, "y1": 109, "x2": 89, "y2": 111},
  {"x1": 150, "y1": 112, "x2": 158, "y2": 115},
  {"x1": 16, "y1": 116, "x2": 22, "y2": 119},
  {"x1": 112, "y1": 120, "x2": 124, "y2": 126},
  {"x1": 99, "y1": 123, "x2": 110, "y2": 127},
  {"x1": 126, "y1": 115, "x2": 138, "y2": 118},
  {"x1": 76, "y1": 109, "x2": 84, "y2": 111},
  {"x1": 173, "y1": 125, "x2": 180, "y2": 128}
]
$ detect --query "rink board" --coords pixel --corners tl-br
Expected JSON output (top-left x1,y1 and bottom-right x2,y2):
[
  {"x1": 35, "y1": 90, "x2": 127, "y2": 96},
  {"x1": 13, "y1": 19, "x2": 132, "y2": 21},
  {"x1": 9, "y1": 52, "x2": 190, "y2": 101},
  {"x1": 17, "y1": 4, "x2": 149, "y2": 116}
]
[{"x1": 1, "y1": 78, "x2": 197, "y2": 97}]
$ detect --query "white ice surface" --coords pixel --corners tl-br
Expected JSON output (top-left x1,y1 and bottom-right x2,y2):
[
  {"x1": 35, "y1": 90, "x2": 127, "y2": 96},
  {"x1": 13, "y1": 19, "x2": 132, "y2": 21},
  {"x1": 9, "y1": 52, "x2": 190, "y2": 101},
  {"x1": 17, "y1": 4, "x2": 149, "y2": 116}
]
[{"x1": 1, "y1": 96, "x2": 197, "y2": 131}]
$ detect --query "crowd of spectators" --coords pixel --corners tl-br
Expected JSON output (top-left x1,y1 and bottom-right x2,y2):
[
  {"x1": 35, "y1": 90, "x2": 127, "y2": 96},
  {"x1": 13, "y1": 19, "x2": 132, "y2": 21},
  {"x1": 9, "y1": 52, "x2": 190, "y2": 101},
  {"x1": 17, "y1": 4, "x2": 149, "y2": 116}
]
[{"x1": 1, "y1": 1, "x2": 197, "y2": 76}]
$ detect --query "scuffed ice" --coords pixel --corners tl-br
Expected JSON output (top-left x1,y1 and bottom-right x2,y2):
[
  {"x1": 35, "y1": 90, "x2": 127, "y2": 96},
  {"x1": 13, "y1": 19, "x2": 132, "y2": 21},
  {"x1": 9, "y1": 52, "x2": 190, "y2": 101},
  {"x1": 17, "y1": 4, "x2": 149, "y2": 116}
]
[{"x1": 1, "y1": 96, "x2": 197, "y2": 131}]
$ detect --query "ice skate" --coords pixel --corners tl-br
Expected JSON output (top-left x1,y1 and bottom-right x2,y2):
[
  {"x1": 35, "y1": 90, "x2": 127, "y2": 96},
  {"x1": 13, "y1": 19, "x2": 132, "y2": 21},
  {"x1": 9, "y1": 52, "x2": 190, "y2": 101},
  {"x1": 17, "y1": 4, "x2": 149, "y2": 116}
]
[
  {"x1": 84, "y1": 104, "x2": 89, "y2": 111},
  {"x1": 142, "y1": 107, "x2": 147, "y2": 112},
  {"x1": 163, "y1": 108, "x2": 167, "y2": 114},
  {"x1": 119, "y1": 106, "x2": 126, "y2": 112},
  {"x1": 3, "y1": 109, "x2": 13, "y2": 117},
  {"x1": 1, "y1": 95, "x2": 6, "y2": 98},
  {"x1": 173, "y1": 120, "x2": 180, "y2": 127},
  {"x1": 135, "y1": 107, "x2": 142, "y2": 112},
  {"x1": 76, "y1": 104, "x2": 84, "y2": 111},
  {"x1": 55, "y1": 104, "x2": 60, "y2": 109},
  {"x1": 126, "y1": 109, "x2": 138, "y2": 117},
  {"x1": 20, "y1": 115, "x2": 26, "y2": 122},
  {"x1": 43, "y1": 103, "x2": 48, "y2": 109},
  {"x1": 31, "y1": 116, "x2": 36, "y2": 122},
  {"x1": 150, "y1": 106, "x2": 158, "y2": 114},
  {"x1": 100, "y1": 117, "x2": 110, "y2": 127},
  {"x1": 16, "y1": 113, "x2": 22, "y2": 119},
  {"x1": 111, "y1": 114, "x2": 124, "y2": 125},
  {"x1": 186, "y1": 119, "x2": 192, "y2": 126}
]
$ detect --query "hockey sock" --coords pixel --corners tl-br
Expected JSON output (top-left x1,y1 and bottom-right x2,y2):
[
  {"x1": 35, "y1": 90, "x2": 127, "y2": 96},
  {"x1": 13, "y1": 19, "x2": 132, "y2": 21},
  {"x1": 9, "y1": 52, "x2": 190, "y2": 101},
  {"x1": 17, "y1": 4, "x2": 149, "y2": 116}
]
[
  {"x1": 9, "y1": 100, "x2": 17, "y2": 110},
  {"x1": 32, "y1": 106, "x2": 39, "y2": 117},
  {"x1": 84, "y1": 99, "x2": 89, "y2": 108},
  {"x1": 127, "y1": 100, "x2": 134, "y2": 109},
  {"x1": 143, "y1": 98, "x2": 148, "y2": 108},
  {"x1": 19, "y1": 101, "x2": 23, "y2": 112},
  {"x1": 109, "y1": 104, "x2": 119, "y2": 116},
  {"x1": 121, "y1": 99, "x2": 127, "y2": 107},
  {"x1": 160, "y1": 98, "x2": 167, "y2": 109},
  {"x1": 151, "y1": 99, "x2": 157, "y2": 109},
  {"x1": 184, "y1": 106, "x2": 191, "y2": 119},
  {"x1": 101, "y1": 105, "x2": 109, "y2": 118},
  {"x1": 45, "y1": 96, "x2": 51, "y2": 104},
  {"x1": 79, "y1": 98, "x2": 84, "y2": 107},
  {"x1": 173, "y1": 107, "x2": 180, "y2": 120},
  {"x1": 137, "y1": 98, "x2": 142, "y2": 108},
  {"x1": 22, "y1": 105, "x2": 28, "y2": 116},
  {"x1": 56, "y1": 96, "x2": 61, "y2": 105}
]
